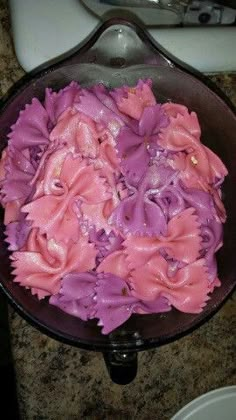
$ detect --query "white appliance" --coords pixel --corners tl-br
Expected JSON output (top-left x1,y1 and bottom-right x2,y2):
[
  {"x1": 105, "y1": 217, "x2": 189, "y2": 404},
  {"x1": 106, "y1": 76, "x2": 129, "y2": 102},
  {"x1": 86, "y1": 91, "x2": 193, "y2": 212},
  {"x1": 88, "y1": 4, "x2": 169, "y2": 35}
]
[{"x1": 9, "y1": 0, "x2": 236, "y2": 73}]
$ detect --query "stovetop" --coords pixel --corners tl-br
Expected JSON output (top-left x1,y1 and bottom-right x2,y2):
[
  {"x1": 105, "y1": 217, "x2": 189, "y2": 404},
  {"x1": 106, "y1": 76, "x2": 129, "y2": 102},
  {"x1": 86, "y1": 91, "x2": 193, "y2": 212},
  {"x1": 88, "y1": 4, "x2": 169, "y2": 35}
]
[{"x1": 9, "y1": 0, "x2": 236, "y2": 72}]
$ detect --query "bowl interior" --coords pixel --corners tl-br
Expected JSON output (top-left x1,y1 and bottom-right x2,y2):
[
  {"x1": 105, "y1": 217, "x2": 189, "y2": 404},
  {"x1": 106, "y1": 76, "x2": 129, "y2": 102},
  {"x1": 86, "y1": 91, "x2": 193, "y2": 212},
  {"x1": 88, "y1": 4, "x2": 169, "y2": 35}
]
[{"x1": 0, "y1": 63, "x2": 236, "y2": 351}]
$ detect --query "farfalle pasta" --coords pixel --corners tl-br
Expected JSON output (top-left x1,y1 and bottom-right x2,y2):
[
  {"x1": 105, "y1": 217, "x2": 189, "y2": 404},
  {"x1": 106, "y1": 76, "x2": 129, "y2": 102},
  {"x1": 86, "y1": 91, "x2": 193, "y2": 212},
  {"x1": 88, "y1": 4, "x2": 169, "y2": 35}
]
[{"x1": 0, "y1": 80, "x2": 228, "y2": 334}]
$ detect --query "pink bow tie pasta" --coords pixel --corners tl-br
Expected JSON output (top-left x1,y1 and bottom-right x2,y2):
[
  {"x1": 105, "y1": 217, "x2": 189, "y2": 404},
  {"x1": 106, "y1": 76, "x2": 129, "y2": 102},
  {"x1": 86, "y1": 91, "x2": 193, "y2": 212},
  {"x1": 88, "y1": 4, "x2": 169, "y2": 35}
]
[{"x1": 0, "y1": 79, "x2": 228, "y2": 334}]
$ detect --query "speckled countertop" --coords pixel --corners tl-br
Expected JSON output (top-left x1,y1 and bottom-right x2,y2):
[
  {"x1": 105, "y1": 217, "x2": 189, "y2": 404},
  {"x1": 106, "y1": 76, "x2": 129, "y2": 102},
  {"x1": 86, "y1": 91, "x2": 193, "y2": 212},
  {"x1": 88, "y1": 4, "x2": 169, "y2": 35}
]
[{"x1": 0, "y1": 1, "x2": 236, "y2": 419}]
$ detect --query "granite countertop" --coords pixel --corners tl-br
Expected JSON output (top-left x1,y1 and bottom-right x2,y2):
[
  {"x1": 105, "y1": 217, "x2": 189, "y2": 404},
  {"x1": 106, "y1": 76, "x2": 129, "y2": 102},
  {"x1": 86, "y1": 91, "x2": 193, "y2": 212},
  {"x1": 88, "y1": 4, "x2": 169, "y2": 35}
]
[{"x1": 0, "y1": 1, "x2": 236, "y2": 419}]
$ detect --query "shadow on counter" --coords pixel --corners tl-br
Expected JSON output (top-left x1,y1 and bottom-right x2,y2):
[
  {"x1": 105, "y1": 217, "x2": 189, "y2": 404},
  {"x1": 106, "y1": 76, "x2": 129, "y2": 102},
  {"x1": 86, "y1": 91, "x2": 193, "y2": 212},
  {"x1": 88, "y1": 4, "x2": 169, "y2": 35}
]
[{"x1": 0, "y1": 290, "x2": 20, "y2": 419}]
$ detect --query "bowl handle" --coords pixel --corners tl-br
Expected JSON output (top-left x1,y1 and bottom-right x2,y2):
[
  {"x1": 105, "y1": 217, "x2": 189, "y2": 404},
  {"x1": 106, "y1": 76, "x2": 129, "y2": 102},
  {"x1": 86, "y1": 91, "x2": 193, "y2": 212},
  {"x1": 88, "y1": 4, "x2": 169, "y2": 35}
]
[
  {"x1": 103, "y1": 350, "x2": 138, "y2": 384},
  {"x1": 50, "y1": 18, "x2": 175, "y2": 70}
]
